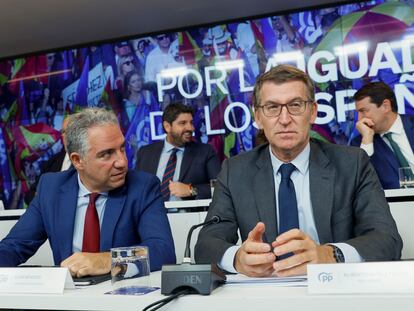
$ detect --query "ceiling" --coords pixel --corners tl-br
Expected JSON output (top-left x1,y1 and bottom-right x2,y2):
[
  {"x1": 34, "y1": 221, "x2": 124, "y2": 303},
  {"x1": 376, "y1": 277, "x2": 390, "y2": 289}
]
[{"x1": 0, "y1": 0, "x2": 348, "y2": 60}]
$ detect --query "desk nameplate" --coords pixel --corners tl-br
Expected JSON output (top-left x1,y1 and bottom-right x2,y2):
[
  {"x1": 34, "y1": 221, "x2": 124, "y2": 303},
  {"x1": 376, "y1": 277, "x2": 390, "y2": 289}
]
[
  {"x1": 308, "y1": 261, "x2": 414, "y2": 294},
  {"x1": 0, "y1": 267, "x2": 75, "y2": 294}
]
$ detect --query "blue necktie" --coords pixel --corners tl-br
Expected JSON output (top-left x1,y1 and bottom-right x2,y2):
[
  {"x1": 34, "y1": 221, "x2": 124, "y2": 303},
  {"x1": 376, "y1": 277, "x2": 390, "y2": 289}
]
[
  {"x1": 161, "y1": 148, "x2": 178, "y2": 201},
  {"x1": 278, "y1": 163, "x2": 299, "y2": 259}
]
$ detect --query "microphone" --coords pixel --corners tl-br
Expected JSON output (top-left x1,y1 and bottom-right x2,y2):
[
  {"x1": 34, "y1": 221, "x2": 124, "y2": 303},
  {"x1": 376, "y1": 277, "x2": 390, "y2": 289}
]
[
  {"x1": 161, "y1": 215, "x2": 226, "y2": 295},
  {"x1": 182, "y1": 215, "x2": 220, "y2": 263}
]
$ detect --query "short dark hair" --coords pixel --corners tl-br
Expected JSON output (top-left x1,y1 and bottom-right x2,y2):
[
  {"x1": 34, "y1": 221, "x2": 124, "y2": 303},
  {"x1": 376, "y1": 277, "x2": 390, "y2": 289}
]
[
  {"x1": 253, "y1": 64, "x2": 315, "y2": 108},
  {"x1": 354, "y1": 82, "x2": 398, "y2": 112},
  {"x1": 162, "y1": 103, "x2": 194, "y2": 125}
]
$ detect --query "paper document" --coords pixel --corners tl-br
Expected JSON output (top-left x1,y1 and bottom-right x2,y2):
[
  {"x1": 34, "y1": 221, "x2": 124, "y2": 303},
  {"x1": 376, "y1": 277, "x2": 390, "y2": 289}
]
[{"x1": 226, "y1": 274, "x2": 307, "y2": 287}]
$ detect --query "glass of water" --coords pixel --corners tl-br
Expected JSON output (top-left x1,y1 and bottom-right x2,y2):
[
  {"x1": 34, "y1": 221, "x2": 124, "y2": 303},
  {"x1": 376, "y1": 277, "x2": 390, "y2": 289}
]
[
  {"x1": 110, "y1": 246, "x2": 151, "y2": 288},
  {"x1": 399, "y1": 167, "x2": 414, "y2": 188}
]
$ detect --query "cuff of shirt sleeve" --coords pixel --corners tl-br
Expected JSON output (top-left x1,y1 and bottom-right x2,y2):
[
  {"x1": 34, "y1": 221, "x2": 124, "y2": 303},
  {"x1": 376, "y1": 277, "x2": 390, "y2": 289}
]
[
  {"x1": 360, "y1": 143, "x2": 374, "y2": 157},
  {"x1": 330, "y1": 242, "x2": 364, "y2": 263},
  {"x1": 218, "y1": 245, "x2": 240, "y2": 273}
]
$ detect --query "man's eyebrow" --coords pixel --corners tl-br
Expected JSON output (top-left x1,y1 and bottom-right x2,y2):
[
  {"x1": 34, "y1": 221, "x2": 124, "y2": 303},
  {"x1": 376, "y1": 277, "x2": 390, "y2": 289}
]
[{"x1": 263, "y1": 97, "x2": 303, "y2": 105}]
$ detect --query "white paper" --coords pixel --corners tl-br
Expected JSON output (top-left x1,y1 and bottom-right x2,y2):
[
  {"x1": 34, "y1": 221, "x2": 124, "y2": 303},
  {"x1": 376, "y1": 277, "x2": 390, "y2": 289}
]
[
  {"x1": 0, "y1": 267, "x2": 74, "y2": 294},
  {"x1": 225, "y1": 273, "x2": 307, "y2": 287}
]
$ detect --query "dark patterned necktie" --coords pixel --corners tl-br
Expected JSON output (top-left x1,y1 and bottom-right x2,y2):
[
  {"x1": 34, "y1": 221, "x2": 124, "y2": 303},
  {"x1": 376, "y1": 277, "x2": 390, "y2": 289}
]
[
  {"x1": 82, "y1": 193, "x2": 100, "y2": 252},
  {"x1": 161, "y1": 148, "x2": 178, "y2": 200},
  {"x1": 278, "y1": 163, "x2": 299, "y2": 259}
]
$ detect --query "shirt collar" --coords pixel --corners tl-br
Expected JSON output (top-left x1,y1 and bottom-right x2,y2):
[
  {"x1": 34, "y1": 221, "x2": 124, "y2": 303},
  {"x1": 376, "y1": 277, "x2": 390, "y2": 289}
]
[
  {"x1": 269, "y1": 143, "x2": 310, "y2": 176},
  {"x1": 164, "y1": 139, "x2": 185, "y2": 153},
  {"x1": 77, "y1": 173, "x2": 108, "y2": 198},
  {"x1": 381, "y1": 114, "x2": 403, "y2": 137}
]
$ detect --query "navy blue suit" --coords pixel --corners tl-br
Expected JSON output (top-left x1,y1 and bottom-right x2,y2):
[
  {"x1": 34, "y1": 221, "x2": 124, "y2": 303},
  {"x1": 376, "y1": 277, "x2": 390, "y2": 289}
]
[
  {"x1": 351, "y1": 114, "x2": 414, "y2": 189},
  {"x1": 135, "y1": 141, "x2": 221, "y2": 199},
  {"x1": 0, "y1": 169, "x2": 176, "y2": 270}
]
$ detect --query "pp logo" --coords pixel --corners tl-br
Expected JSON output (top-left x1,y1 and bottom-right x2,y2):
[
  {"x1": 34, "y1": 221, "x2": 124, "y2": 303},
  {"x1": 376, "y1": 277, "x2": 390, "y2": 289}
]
[{"x1": 318, "y1": 272, "x2": 333, "y2": 283}]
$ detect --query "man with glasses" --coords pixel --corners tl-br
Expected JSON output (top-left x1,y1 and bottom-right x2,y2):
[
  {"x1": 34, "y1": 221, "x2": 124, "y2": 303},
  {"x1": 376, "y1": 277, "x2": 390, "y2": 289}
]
[
  {"x1": 144, "y1": 33, "x2": 182, "y2": 83},
  {"x1": 195, "y1": 65, "x2": 401, "y2": 277}
]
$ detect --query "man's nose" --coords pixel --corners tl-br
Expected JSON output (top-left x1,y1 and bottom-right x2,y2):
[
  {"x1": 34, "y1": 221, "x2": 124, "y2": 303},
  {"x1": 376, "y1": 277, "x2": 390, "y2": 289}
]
[
  {"x1": 186, "y1": 123, "x2": 195, "y2": 132},
  {"x1": 114, "y1": 150, "x2": 128, "y2": 168},
  {"x1": 278, "y1": 106, "x2": 292, "y2": 124}
]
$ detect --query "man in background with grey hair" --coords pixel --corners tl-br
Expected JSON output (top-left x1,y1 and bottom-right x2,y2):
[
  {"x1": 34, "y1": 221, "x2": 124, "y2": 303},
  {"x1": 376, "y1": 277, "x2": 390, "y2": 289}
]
[{"x1": 0, "y1": 108, "x2": 175, "y2": 276}]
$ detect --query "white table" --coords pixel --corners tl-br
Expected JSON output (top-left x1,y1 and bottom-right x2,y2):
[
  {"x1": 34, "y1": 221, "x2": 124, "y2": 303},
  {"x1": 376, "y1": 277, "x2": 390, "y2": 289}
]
[{"x1": 0, "y1": 271, "x2": 413, "y2": 310}]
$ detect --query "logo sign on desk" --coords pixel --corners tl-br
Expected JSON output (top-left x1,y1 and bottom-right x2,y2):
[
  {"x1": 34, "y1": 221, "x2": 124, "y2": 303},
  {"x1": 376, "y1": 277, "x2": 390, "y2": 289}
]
[
  {"x1": 0, "y1": 267, "x2": 75, "y2": 294},
  {"x1": 308, "y1": 261, "x2": 414, "y2": 294}
]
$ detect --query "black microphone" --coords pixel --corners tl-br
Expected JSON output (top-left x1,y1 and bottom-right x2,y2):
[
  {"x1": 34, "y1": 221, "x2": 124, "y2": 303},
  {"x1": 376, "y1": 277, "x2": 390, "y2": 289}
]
[
  {"x1": 182, "y1": 215, "x2": 220, "y2": 263},
  {"x1": 161, "y1": 215, "x2": 226, "y2": 295}
]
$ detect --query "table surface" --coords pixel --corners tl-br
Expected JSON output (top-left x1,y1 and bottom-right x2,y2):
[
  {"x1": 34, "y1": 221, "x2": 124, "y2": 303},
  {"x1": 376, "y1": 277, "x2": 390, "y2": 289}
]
[
  {"x1": 384, "y1": 188, "x2": 414, "y2": 198},
  {"x1": 0, "y1": 271, "x2": 414, "y2": 311}
]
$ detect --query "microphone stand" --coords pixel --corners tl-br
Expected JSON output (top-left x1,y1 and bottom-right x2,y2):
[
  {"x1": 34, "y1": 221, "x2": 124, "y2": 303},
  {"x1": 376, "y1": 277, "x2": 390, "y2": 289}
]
[{"x1": 161, "y1": 215, "x2": 226, "y2": 295}]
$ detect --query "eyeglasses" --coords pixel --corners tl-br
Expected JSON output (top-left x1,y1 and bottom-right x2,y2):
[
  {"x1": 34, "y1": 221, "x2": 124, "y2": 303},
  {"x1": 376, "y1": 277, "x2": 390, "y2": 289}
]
[
  {"x1": 123, "y1": 60, "x2": 134, "y2": 66},
  {"x1": 257, "y1": 99, "x2": 312, "y2": 117}
]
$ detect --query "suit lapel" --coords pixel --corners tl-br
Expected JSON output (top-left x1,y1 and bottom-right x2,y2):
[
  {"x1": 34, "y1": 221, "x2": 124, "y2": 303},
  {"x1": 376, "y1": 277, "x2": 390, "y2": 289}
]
[
  {"x1": 148, "y1": 142, "x2": 164, "y2": 175},
  {"x1": 100, "y1": 184, "x2": 127, "y2": 251},
  {"x1": 179, "y1": 143, "x2": 195, "y2": 180},
  {"x1": 253, "y1": 147, "x2": 277, "y2": 243},
  {"x1": 56, "y1": 173, "x2": 79, "y2": 259},
  {"x1": 374, "y1": 134, "x2": 399, "y2": 175},
  {"x1": 309, "y1": 142, "x2": 335, "y2": 244}
]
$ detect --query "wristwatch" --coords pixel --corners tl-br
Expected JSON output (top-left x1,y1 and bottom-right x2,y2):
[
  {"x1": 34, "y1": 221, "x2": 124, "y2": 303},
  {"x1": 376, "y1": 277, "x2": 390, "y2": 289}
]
[
  {"x1": 330, "y1": 245, "x2": 345, "y2": 263},
  {"x1": 189, "y1": 184, "x2": 198, "y2": 197}
]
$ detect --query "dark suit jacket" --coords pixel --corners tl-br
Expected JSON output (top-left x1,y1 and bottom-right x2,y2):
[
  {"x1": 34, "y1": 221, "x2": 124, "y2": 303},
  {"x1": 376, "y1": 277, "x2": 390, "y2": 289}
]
[
  {"x1": 0, "y1": 169, "x2": 176, "y2": 271},
  {"x1": 195, "y1": 140, "x2": 402, "y2": 266},
  {"x1": 135, "y1": 141, "x2": 221, "y2": 199},
  {"x1": 351, "y1": 114, "x2": 414, "y2": 189}
]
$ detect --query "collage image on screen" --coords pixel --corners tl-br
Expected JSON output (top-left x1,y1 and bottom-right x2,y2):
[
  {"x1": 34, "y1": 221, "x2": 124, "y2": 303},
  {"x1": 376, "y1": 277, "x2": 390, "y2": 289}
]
[{"x1": 0, "y1": 0, "x2": 414, "y2": 209}]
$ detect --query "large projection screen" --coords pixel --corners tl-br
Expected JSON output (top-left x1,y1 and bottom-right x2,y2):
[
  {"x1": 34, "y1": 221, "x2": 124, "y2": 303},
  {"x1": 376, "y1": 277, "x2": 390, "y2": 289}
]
[{"x1": 0, "y1": 0, "x2": 414, "y2": 209}]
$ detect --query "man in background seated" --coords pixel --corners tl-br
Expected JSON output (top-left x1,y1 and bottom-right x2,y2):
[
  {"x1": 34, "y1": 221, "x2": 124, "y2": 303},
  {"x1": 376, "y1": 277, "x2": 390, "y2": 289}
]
[
  {"x1": 136, "y1": 103, "x2": 220, "y2": 201},
  {"x1": 0, "y1": 108, "x2": 175, "y2": 276},
  {"x1": 351, "y1": 82, "x2": 414, "y2": 189},
  {"x1": 195, "y1": 65, "x2": 402, "y2": 277}
]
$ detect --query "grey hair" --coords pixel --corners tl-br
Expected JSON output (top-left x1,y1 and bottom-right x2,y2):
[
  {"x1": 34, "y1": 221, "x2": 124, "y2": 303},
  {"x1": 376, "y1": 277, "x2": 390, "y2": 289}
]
[{"x1": 65, "y1": 108, "x2": 119, "y2": 158}]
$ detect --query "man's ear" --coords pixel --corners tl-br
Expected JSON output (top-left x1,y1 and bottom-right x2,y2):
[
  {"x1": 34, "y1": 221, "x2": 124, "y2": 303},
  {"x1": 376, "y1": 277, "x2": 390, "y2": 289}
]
[
  {"x1": 163, "y1": 121, "x2": 171, "y2": 134},
  {"x1": 310, "y1": 101, "x2": 318, "y2": 124},
  {"x1": 70, "y1": 152, "x2": 82, "y2": 170},
  {"x1": 253, "y1": 107, "x2": 262, "y2": 129},
  {"x1": 381, "y1": 99, "x2": 392, "y2": 112}
]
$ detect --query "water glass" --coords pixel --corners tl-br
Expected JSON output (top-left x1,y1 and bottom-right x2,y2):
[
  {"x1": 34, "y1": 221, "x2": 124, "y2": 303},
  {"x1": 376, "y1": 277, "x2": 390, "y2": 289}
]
[
  {"x1": 399, "y1": 167, "x2": 414, "y2": 188},
  {"x1": 110, "y1": 246, "x2": 151, "y2": 288}
]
